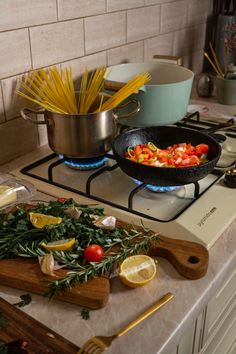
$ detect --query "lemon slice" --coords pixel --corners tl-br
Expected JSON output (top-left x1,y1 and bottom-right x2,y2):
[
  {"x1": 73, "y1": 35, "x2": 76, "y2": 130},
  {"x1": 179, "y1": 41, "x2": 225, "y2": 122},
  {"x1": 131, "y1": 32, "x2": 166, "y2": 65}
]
[
  {"x1": 41, "y1": 238, "x2": 76, "y2": 251},
  {"x1": 29, "y1": 212, "x2": 62, "y2": 229},
  {"x1": 119, "y1": 255, "x2": 157, "y2": 288}
]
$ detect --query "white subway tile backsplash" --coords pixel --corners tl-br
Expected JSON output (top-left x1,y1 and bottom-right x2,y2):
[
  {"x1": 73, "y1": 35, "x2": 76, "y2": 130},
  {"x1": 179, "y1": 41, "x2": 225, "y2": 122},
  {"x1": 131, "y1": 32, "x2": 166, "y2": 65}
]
[
  {"x1": 0, "y1": 0, "x2": 57, "y2": 32},
  {"x1": 144, "y1": 33, "x2": 174, "y2": 61},
  {"x1": 30, "y1": 20, "x2": 84, "y2": 69},
  {"x1": 161, "y1": 1, "x2": 187, "y2": 33},
  {"x1": 107, "y1": 0, "x2": 145, "y2": 12},
  {"x1": 58, "y1": 0, "x2": 106, "y2": 21},
  {"x1": 1, "y1": 76, "x2": 24, "y2": 121},
  {"x1": 173, "y1": 24, "x2": 206, "y2": 57},
  {"x1": 107, "y1": 42, "x2": 143, "y2": 65},
  {"x1": 0, "y1": 117, "x2": 39, "y2": 165},
  {"x1": 127, "y1": 6, "x2": 160, "y2": 43},
  {"x1": 61, "y1": 52, "x2": 107, "y2": 81},
  {"x1": 187, "y1": 0, "x2": 212, "y2": 26},
  {"x1": 0, "y1": 29, "x2": 31, "y2": 79},
  {"x1": 182, "y1": 49, "x2": 204, "y2": 73},
  {"x1": 145, "y1": 0, "x2": 176, "y2": 4},
  {"x1": 85, "y1": 12, "x2": 126, "y2": 55},
  {"x1": 0, "y1": 0, "x2": 213, "y2": 163}
]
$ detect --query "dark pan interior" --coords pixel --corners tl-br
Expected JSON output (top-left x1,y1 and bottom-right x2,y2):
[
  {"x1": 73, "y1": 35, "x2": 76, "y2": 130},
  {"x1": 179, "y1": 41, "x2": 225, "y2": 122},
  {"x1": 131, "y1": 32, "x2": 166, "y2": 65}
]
[{"x1": 112, "y1": 126, "x2": 222, "y2": 186}]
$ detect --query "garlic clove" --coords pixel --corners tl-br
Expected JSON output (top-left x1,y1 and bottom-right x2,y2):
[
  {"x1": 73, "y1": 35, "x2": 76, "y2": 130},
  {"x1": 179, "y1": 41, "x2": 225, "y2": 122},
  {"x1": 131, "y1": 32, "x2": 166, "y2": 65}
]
[
  {"x1": 39, "y1": 253, "x2": 56, "y2": 277},
  {"x1": 94, "y1": 216, "x2": 116, "y2": 230},
  {"x1": 64, "y1": 205, "x2": 82, "y2": 219}
]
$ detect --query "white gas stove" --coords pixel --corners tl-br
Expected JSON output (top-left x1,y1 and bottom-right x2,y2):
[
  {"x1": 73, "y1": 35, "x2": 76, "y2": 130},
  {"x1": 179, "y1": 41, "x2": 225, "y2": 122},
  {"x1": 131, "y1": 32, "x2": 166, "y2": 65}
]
[{"x1": 12, "y1": 113, "x2": 236, "y2": 249}]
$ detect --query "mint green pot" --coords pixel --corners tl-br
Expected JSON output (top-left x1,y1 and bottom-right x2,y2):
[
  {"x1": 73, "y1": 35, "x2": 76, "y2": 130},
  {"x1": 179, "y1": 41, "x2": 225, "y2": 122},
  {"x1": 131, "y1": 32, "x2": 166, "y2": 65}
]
[{"x1": 107, "y1": 62, "x2": 194, "y2": 127}]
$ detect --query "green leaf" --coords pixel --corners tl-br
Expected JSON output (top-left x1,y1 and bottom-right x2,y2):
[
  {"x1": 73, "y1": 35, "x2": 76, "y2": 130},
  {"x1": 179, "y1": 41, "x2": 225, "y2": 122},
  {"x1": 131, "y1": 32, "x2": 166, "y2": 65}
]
[
  {"x1": 13, "y1": 294, "x2": 32, "y2": 308},
  {"x1": 81, "y1": 308, "x2": 90, "y2": 320}
]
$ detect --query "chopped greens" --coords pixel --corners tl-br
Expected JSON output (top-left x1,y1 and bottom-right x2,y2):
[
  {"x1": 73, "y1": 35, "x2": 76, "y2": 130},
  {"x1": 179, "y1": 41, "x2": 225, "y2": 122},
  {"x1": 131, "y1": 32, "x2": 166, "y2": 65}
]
[
  {"x1": 81, "y1": 308, "x2": 90, "y2": 320},
  {"x1": 0, "y1": 198, "x2": 160, "y2": 297},
  {"x1": 13, "y1": 294, "x2": 32, "y2": 308}
]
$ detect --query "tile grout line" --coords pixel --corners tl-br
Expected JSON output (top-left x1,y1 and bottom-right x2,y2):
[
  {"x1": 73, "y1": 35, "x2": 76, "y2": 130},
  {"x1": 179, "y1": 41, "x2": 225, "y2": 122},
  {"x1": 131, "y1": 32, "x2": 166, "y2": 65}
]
[
  {"x1": 28, "y1": 28, "x2": 34, "y2": 70},
  {"x1": 0, "y1": 80, "x2": 7, "y2": 123}
]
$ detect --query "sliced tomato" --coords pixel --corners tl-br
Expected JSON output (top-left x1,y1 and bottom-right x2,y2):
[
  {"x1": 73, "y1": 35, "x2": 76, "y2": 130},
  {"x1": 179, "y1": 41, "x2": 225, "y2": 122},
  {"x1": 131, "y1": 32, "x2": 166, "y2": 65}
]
[
  {"x1": 125, "y1": 142, "x2": 209, "y2": 167},
  {"x1": 189, "y1": 155, "x2": 200, "y2": 166},
  {"x1": 134, "y1": 145, "x2": 142, "y2": 155}
]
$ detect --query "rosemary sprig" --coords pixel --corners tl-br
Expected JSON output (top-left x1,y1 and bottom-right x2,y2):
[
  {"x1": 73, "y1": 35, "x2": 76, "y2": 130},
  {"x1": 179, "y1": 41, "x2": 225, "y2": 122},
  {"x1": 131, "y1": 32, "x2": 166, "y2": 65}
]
[
  {"x1": 0, "y1": 198, "x2": 160, "y2": 297},
  {"x1": 45, "y1": 231, "x2": 159, "y2": 297}
]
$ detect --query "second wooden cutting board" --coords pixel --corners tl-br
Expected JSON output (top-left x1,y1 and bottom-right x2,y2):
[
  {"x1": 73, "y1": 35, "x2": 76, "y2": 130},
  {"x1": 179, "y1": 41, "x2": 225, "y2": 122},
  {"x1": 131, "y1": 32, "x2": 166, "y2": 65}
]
[{"x1": 0, "y1": 230, "x2": 208, "y2": 309}]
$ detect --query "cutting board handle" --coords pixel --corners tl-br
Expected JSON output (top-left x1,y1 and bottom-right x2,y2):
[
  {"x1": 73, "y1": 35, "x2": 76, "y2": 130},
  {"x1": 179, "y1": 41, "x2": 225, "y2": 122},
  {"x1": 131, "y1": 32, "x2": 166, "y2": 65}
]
[{"x1": 148, "y1": 236, "x2": 209, "y2": 279}]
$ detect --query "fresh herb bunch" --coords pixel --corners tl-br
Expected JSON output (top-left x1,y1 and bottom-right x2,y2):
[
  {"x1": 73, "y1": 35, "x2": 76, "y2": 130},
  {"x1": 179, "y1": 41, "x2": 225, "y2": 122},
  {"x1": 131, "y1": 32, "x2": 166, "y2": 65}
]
[{"x1": 0, "y1": 198, "x2": 160, "y2": 297}]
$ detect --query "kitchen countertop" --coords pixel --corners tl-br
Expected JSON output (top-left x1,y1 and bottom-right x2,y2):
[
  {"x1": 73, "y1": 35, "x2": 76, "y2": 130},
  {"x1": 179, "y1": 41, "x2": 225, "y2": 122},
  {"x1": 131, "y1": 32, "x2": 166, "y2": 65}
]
[{"x1": 0, "y1": 95, "x2": 235, "y2": 354}]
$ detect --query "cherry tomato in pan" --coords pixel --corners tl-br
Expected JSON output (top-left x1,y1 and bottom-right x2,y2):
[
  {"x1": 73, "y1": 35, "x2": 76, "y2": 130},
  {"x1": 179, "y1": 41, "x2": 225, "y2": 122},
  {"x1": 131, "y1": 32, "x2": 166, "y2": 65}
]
[
  {"x1": 84, "y1": 244, "x2": 104, "y2": 262},
  {"x1": 195, "y1": 144, "x2": 209, "y2": 157}
]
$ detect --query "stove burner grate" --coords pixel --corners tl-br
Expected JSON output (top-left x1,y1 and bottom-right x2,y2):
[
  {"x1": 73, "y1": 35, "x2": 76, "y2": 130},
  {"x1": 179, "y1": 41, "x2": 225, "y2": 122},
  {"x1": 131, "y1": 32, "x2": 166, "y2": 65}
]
[{"x1": 61, "y1": 155, "x2": 108, "y2": 170}]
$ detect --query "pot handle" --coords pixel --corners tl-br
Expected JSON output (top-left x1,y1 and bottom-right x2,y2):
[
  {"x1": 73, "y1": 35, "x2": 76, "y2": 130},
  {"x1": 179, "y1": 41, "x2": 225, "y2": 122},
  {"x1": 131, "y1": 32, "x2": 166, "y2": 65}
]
[
  {"x1": 113, "y1": 99, "x2": 141, "y2": 120},
  {"x1": 20, "y1": 107, "x2": 47, "y2": 125}
]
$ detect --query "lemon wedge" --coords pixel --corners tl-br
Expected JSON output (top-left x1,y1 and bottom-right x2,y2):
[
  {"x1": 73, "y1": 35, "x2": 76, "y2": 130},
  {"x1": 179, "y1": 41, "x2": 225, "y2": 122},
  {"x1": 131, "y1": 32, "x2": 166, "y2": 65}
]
[
  {"x1": 29, "y1": 212, "x2": 62, "y2": 229},
  {"x1": 119, "y1": 255, "x2": 157, "y2": 288},
  {"x1": 41, "y1": 238, "x2": 76, "y2": 251}
]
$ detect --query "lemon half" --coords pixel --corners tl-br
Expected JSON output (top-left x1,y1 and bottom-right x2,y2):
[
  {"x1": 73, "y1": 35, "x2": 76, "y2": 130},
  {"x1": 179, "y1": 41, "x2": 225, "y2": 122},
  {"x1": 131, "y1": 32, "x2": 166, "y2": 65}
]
[
  {"x1": 41, "y1": 238, "x2": 76, "y2": 252},
  {"x1": 29, "y1": 212, "x2": 62, "y2": 229},
  {"x1": 119, "y1": 255, "x2": 157, "y2": 288}
]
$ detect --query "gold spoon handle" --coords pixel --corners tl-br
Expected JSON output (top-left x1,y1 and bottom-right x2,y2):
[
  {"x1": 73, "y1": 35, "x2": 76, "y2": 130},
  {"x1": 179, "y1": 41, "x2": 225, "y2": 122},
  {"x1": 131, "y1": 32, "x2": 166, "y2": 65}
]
[{"x1": 116, "y1": 292, "x2": 174, "y2": 337}]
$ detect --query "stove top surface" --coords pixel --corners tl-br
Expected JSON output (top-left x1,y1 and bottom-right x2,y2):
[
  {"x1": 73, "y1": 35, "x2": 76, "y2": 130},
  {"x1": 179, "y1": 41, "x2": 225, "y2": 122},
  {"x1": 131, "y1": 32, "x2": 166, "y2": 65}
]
[{"x1": 12, "y1": 115, "x2": 236, "y2": 249}]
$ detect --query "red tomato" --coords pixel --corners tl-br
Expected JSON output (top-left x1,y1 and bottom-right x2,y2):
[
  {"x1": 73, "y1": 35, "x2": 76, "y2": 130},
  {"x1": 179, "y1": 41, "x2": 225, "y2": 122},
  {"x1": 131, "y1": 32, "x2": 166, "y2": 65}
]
[
  {"x1": 134, "y1": 145, "x2": 142, "y2": 155},
  {"x1": 189, "y1": 155, "x2": 200, "y2": 166},
  {"x1": 84, "y1": 244, "x2": 104, "y2": 262},
  {"x1": 57, "y1": 197, "x2": 67, "y2": 203},
  {"x1": 195, "y1": 144, "x2": 209, "y2": 157}
]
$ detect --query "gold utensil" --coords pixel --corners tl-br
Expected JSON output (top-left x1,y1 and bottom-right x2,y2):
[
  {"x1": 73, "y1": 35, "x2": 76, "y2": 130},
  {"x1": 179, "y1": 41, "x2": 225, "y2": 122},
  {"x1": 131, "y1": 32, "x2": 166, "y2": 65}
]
[{"x1": 77, "y1": 292, "x2": 174, "y2": 354}]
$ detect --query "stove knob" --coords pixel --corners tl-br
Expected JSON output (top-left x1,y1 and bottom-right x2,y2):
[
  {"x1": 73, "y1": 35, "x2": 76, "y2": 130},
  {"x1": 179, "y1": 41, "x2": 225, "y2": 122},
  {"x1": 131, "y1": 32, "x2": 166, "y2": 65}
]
[{"x1": 224, "y1": 167, "x2": 236, "y2": 188}]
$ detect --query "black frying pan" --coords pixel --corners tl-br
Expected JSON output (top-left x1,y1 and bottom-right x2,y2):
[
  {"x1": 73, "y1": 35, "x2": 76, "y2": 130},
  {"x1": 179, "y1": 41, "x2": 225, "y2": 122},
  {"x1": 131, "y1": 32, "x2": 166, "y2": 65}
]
[{"x1": 112, "y1": 125, "x2": 224, "y2": 186}]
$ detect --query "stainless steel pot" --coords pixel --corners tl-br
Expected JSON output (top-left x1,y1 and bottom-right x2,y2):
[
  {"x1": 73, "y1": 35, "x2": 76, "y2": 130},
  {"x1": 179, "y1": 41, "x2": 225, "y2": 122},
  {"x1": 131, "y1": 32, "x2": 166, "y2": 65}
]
[{"x1": 20, "y1": 100, "x2": 140, "y2": 158}]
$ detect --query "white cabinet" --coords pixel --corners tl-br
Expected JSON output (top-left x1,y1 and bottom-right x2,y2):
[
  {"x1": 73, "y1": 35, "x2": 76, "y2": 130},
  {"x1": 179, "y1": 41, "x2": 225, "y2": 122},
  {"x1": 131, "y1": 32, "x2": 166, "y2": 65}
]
[
  {"x1": 172, "y1": 268, "x2": 236, "y2": 354},
  {"x1": 200, "y1": 268, "x2": 236, "y2": 354},
  {"x1": 177, "y1": 312, "x2": 203, "y2": 354}
]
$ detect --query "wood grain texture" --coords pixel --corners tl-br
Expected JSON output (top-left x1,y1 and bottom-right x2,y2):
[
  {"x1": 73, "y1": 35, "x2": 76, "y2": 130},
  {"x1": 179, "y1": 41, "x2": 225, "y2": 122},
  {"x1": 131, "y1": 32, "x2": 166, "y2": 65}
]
[
  {"x1": 0, "y1": 258, "x2": 110, "y2": 309},
  {"x1": 0, "y1": 296, "x2": 79, "y2": 353},
  {"x1": 0, "y1": 210, "x2": 209, "y2": 309},
  {"x1": 148, "y1": 235, "x2": 209, "y2": 279}
]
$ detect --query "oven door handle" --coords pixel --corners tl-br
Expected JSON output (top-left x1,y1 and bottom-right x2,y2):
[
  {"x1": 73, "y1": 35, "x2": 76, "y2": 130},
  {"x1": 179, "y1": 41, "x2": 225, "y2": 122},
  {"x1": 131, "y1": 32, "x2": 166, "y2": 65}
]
[{"x1": 20, "y1": 107, "x2": 47, "y2": 125}]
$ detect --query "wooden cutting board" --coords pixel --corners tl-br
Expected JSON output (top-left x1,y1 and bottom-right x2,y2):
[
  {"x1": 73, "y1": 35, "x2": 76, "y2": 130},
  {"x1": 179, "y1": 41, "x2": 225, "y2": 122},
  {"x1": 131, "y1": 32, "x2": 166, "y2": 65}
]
[
  {"x1": 0, "y1": 226, "x2": 209, "y2": 309},
  {"x1": 0, "y1": 296, "x2": 79, "y2": 353}
]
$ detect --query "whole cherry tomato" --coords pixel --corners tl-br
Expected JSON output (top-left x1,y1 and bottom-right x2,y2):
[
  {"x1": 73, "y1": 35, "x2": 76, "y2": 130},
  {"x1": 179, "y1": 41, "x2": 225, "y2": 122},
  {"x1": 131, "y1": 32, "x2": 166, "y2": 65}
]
[
  {"x1": 84, "y1": 244, "x2": 104, "y2": 262},
  {"x1": 57, "y1": 197, "x2": 67, "y2": 203}
]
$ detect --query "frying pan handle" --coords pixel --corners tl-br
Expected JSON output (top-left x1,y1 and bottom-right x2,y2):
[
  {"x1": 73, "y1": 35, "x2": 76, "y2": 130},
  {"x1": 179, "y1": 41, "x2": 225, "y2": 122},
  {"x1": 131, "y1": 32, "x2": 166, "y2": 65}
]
[
  {"x1": 113, "y1": 99, "x2": 141, "y2": 120},
  {"x1": 20, "y1": 107, "x2": 46, "y2": 125},
  {"x1": 148, "y1": 236, "x2": 209, "y2": 279},
  {"x1": 203, "y1": 118, "x2": 235, "y2": 135}
]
